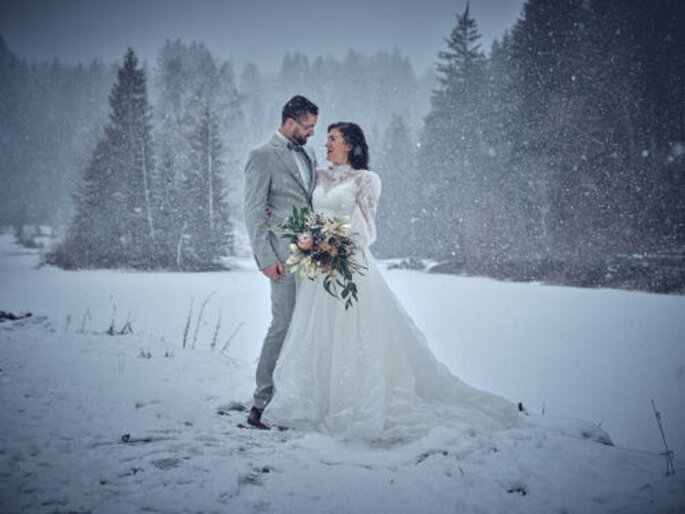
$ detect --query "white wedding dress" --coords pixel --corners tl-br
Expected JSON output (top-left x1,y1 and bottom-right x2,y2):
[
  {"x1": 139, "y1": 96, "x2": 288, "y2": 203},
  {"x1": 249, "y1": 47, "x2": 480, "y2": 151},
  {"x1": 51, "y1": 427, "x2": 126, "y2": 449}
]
[{"x1": 265, "y1": 164, "x2": 518, "y2": 441}]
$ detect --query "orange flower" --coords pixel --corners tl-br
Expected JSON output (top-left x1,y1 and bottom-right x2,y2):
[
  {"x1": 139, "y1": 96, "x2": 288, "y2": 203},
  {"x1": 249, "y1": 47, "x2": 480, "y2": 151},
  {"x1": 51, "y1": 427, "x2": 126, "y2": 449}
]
[
  {"x1": 296, "y1": 231, "x2": 314, "y2": 250},
  {"x1": 317, "y1": 240, "x2": 332, "y2": 252}
]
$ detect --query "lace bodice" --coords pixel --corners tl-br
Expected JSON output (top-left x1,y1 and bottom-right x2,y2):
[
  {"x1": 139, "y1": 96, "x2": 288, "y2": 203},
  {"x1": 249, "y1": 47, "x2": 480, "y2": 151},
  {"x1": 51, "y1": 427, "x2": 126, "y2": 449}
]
[{"x1": 313, "y1": 165, "x2": 381, "y2": 248}]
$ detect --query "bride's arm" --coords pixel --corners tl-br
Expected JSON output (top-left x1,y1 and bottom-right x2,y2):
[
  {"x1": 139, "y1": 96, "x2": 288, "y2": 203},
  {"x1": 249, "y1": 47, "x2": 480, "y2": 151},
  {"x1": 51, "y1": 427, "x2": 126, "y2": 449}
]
[{"x1": 353, "y1": 171, "x2": 382, "y2": 247}]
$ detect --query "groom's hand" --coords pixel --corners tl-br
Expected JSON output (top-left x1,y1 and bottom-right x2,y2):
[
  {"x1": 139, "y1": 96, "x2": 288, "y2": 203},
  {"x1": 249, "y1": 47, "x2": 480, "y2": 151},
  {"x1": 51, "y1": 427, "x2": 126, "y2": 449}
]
[{"x1": 262, "y1": 262, "x2": 285, "y2": 281}]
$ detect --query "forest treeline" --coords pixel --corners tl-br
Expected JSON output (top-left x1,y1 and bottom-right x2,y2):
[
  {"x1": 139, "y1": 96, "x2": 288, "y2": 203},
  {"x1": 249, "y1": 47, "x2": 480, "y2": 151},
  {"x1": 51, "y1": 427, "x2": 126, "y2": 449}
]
[
  {"x1": 0, "y1": 0, "x2": 683, "y2": 289},
  {"x1": 0, "y1": 35, "x2": 428, "y2": 269},
  {"x1": 412, "y1": 1, "x2": 684, "y2": 272}
]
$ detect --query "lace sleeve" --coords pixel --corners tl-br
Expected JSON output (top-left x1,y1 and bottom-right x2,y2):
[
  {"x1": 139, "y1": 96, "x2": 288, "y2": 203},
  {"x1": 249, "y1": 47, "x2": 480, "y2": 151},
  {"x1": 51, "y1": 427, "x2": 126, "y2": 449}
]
[{"x1": 354, "y1": 171, "x2": 382, "y2": 247}]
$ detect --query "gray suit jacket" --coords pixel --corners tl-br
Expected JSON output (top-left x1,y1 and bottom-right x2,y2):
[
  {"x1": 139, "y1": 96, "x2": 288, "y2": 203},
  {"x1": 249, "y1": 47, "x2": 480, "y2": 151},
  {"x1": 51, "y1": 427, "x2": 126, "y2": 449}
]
[{"x1": 243, "y1": 133, "x2": 317, "y2": 270}]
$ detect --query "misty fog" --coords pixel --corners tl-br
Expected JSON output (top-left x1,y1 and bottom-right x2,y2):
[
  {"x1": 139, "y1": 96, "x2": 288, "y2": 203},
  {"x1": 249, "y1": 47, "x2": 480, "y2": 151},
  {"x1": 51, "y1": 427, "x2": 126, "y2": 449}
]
[{"x1": 0, "y1": 0, "x2": 683, "y2": 293}]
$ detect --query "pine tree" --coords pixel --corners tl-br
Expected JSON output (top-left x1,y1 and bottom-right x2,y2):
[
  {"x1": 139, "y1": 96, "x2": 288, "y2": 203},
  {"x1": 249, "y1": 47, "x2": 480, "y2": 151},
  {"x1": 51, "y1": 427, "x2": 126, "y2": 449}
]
[
  {"x1": 50, "y1": 139, "x2": 122, "y2": 268},
  {"x1": 215, "y1": 60, "x2": 245, "y2": 234},
  {"x1": 239, "y1": 62, "x2": 267, "y2": 143},
  {"x1": 479, "y1": 32, "x2": 529, "y2": 268},
  {"x1": 106, "y1": 48, "x2": 157, "y2": 265},
  {"x1": 181, "y1": 101, "x2": 232, "y2": 269},
  {"x1": 280, "y1": 52, "x2": 310, "y2": 97},
  {"x1": 154, "y1": 39, "x2": 196, "y2": 268},
  {"x1": 418, "y1": 3, "x2": 488, "y2": 262},
  {"x1": 175, "y1": 54, "x2": 233, "y2": 270},
  {"x1": 0, "y1": 36, "x2": 31, "y2": 227},
  {"x1": 597, "y1": 0, "x2": 685, "y2": 249},
  {"x1": 509, "y1": 0, "x2": 647, "y2": 262},
  {"x1": 513, "y1": 0, "x2": 579, "y2": 258},
  {"x1": 50, "y1": 48, "x2": 157, "y2": 268},
  {"x1": 375, "y1": 114, "x2": 416, "y2": 257},
  {"x1": 152, "y1": 41, "x2": 241, "y2": 269}
]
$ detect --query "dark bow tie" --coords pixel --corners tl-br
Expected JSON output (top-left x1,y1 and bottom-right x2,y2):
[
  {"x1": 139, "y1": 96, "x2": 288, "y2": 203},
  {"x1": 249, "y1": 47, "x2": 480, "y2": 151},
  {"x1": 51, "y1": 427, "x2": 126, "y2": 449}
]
[{"x1": 287, "y1": 141, "x2": 311, "y2": 164}]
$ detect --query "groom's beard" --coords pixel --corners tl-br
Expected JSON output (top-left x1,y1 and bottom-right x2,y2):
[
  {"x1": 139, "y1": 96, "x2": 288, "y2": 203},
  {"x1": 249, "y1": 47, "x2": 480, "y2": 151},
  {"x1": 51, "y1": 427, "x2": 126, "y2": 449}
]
[{"x1": 292, "y1": 134, "x2": 308, "y2": 146}]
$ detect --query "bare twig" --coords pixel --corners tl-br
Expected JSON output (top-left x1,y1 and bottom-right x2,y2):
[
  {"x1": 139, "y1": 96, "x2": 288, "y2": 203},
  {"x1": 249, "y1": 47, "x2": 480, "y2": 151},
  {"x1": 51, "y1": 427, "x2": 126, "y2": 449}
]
[
  {"x1": 182, "y1": 299, "x2": 194, "y2": 349},
  {"x1": 107, "y1": 302, "x2": 118, "y2": 335},
  {"x1": 221, "y1": 321, "x2": 244, "y2": 355},
  {"x1": 192, "y1": 291, "x2": 216, "y2": 349},
  {"x1": 211, "y1": 306, "x2": 223, "y2": 351},
  {"x1": 120, "y1": 314, "x2": 133, "y2": 335},
  {"x1": 651, "y1": 398, "x2": 676, "y2": 476},
  {"x1": 79, "y1": 308, "x2": 91, "y2": 334}
]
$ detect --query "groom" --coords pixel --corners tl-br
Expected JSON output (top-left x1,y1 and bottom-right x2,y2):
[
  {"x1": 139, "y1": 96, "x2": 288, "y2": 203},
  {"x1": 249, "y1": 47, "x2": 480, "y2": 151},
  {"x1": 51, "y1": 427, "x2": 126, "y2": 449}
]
[{"x1": 243, "y1": 95, "x2": 318, "y2": 429}]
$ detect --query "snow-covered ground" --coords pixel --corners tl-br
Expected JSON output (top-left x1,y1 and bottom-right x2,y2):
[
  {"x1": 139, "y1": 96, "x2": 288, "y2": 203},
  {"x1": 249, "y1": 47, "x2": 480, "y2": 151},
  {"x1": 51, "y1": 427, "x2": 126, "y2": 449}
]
[{"x1": 1, "y1": 233, "x2": 683, "y2": 513}]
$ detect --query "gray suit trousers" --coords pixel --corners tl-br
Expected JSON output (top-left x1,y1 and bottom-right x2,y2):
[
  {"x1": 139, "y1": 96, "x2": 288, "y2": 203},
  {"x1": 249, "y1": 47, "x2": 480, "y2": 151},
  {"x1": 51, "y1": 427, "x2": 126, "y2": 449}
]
[
  {"x1": 244, "y1": 134, "x2": 315, "y2": 410},
  {"x1": 253, "y1": 270, "x2": 297, "y2": 409}
]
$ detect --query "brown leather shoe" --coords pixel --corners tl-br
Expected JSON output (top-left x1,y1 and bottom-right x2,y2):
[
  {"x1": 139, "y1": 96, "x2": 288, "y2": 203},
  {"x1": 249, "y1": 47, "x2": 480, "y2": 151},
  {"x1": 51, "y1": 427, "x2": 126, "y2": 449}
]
[{"x1": 246, "y1": 406, "x2": 270, "y2": 430}]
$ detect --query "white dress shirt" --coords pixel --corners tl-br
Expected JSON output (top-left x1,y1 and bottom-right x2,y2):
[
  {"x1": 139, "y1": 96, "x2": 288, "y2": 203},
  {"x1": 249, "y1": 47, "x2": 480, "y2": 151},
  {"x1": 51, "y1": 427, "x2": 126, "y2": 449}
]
[{"x1": 276, "y1": 131, "x2": 311, "y2": 190}]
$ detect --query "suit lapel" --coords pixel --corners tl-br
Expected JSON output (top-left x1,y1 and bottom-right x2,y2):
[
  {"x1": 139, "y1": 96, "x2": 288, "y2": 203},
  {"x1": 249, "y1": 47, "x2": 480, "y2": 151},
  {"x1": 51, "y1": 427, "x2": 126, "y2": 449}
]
[
  {"x1": 270, "y1": 135, "x2": 308, "y2": 193},
  {"x1": 305, "y1": 148, "x2": 317, "y2": 196}
]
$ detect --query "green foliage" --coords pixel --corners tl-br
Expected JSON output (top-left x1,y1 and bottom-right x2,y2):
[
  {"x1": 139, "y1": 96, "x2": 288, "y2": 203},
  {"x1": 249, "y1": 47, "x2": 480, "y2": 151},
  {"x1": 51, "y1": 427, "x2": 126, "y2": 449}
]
[
  {"x1": 278, "y1": 206, "x2": 365, "y2": 310},
  {"x1": 47, "y1": 42, "x2": 243, "y2": 271},
  {"x1": 416, "y1": 0, "x2": 684, "y2": 271}
]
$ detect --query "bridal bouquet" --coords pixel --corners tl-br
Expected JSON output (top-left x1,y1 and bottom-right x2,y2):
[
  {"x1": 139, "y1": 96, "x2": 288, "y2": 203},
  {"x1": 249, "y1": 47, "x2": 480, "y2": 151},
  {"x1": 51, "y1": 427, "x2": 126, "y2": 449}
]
[{"x1": 276, "y1": 206, "x2": 365, "y2": 309}]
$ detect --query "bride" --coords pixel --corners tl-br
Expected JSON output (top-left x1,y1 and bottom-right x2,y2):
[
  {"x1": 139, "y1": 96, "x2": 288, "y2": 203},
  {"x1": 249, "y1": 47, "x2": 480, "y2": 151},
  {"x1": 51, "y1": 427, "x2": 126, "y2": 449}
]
[{"x1": 264, "y1": 122, "x2": 518, "y2": 441}]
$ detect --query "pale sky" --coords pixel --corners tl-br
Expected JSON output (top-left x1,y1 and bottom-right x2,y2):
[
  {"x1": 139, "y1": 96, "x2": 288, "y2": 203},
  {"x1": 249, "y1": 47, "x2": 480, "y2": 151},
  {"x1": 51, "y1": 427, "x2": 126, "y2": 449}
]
[{"x1": 0, "y1": 0, "x2": 525, "y2": 74}]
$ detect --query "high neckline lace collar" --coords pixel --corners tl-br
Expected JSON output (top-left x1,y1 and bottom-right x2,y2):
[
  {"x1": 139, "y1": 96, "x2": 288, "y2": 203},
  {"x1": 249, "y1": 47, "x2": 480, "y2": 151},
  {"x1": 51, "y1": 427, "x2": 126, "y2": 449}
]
[{"x1": 320, "y1": 164, "x2": 360, "y2": 182}]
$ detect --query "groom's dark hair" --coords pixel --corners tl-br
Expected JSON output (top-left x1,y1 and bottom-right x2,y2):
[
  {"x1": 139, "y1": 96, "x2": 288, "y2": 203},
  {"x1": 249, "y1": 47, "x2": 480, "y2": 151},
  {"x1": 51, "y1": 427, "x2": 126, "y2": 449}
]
[{"x1": 282, "y1": 95, "x2": 318, "y2": 125}]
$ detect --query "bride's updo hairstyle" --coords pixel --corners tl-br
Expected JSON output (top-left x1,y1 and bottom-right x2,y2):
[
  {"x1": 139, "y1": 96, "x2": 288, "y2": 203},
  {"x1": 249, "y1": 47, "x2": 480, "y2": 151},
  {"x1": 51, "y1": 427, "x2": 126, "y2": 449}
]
[{"x1": 328, "y1": 122, "x2": 369, "y2": 170}]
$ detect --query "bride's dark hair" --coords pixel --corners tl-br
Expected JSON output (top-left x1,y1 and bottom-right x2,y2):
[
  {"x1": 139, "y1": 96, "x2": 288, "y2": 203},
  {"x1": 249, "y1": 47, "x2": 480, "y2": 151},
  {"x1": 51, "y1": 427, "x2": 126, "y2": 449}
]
[{"x1": 328, "y1": 122, "x2": 369, "y2": 170}]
